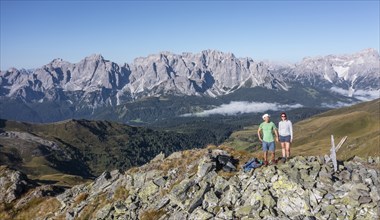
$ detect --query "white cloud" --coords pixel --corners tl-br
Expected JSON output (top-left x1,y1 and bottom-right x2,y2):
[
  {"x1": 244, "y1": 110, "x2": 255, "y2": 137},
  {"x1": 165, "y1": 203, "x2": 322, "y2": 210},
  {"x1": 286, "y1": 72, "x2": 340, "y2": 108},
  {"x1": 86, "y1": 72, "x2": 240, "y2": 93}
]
[
  {"x1": 353, "y1": 89, "x2": 380, "y2": 101},
  {"x1": 321, "y1": 102, "x2": 353, "y2": 108},
  {"x1": 183, "y1": 101, "x2": 303, "y2": 117},
  {"x1": 330, "y1": 87, "x2": 351, "y2": 96},
  {"x1": 330, "y1": 87, "x2": 380, "y2": 101}
]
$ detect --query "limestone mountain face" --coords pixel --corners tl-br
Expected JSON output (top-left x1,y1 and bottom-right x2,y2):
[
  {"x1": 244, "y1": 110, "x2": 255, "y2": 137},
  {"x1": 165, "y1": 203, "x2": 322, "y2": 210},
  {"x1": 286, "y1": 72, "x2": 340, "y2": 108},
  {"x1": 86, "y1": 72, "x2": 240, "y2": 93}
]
[
  {"x1": 279, "y1": 48, "x2": 380, "y2": 92},
  {"x1": 2, "y1": 148, "x2": 379, "y2": 219},
  {"x1": 0, "y1": 50, "x2": 284, "y2": 109},
  {"x1": 127, "y1": 50, "x2": 284, "y2": 99},
  {"x1": 1, "y1": 49, "x2": 378, "y2": 110}
]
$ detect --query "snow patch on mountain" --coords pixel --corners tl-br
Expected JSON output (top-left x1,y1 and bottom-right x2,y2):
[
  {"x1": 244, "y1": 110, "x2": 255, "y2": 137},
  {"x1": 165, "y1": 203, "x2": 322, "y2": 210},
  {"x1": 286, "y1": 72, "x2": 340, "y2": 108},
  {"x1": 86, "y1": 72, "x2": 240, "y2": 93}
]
[{"x1": 332, "y1": 65, "x2": 350, "y2": 78}]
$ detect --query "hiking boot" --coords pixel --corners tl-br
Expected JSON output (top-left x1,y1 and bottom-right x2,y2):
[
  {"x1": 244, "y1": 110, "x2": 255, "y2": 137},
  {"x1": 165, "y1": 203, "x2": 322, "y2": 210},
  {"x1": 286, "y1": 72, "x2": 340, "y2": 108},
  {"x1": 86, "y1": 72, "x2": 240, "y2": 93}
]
[
  {"x1": 264, "y1": 161, "x2": 269, "y2": 166},
  {"x1": 281, "y1": 157, "x2": 286, "y2": 163},
  {"x1": 270, "y1": 159, "x2": 277, "y2": 165}
]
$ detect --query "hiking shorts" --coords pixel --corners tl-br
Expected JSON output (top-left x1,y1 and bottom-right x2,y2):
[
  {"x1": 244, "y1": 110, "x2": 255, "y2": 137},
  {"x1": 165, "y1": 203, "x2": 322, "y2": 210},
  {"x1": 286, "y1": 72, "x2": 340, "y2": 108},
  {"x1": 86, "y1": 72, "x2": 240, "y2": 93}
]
[
  {"x1": 262, "y1": 141, "x2": 275, "y2": 152},
  {"x1": 279, "y1": 135, "x2": 291, "y2": 143}
]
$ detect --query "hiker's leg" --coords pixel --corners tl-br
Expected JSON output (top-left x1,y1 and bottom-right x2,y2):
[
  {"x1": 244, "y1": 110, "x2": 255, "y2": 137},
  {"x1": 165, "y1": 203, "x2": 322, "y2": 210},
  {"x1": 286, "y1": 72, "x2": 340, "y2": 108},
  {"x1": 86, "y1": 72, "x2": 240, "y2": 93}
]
[
  {"x1": 281, "y1": 142, "x2": 286, "y2": 158},
  {"x1": 263, "y1": 151, "x2": 268, "y2": 162},
  {"x1": 262, "y1": 141, "x2": 269, "y2": 162},
  {"x1": 269, "y1": 142, "x2": 275, "y2": 161},
  {"x1": 286, "y1": 142, "x2": 290, "y2": 158}
]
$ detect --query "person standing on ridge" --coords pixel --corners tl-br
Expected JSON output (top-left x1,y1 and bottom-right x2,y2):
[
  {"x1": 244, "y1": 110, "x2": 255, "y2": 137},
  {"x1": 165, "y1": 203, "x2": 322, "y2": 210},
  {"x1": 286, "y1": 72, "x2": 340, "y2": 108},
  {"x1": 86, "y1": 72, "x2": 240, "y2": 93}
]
[
  {"x1": 258, "y1": 113, "x2": 279, "y2": 165},
  {"x1": 278, "y1": 112, "x2": 293, "y2": 163}
]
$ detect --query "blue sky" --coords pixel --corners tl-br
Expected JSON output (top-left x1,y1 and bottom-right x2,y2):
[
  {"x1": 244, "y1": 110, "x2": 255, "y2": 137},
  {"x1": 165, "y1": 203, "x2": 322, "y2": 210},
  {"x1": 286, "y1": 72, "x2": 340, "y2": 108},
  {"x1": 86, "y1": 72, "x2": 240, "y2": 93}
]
[{"x1": 1, "y1": 1, "x2": 379, "y2": 70}]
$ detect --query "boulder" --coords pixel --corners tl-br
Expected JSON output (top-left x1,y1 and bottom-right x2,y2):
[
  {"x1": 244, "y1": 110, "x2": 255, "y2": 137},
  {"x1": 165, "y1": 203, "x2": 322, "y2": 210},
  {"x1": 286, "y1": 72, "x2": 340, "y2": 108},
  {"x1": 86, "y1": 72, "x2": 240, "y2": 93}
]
[
  {"x1": 216, "y1": 207, "x2": 233, "y2": 219},
  {"x1": 235, "y1": 205, "x2": 253, "y2": 217},
  {"x1": 90, "y1": 170, "x2": 122, "y2": 195},
  {"x1": 262, "y1": 192, "x2": 276, "y2": 209},
  {"x1": 153, "y1": 176, "x2": 167, "y2": 188},
  {"x1": 277, "y1": 194, "x2": 309, "y2": 218},
  {"x1": 138, "y1": 181, "x2": 159, "y2": 203},
  {"x1": 369, "y1": 186, "x2": 380, "y2": 202},
  {"x1": 187, "y1": 182, "x2": 210, "y2": 213},
  {"x1": 196, "y1": 156, "x2": 215, "y2": 182},
  {"x1": 114, "y1": 201, "x2": 128, "y2": 215},
  {"x1": 189, "y1": 207, "x2": 214, "y2": 220},
  {"x1": 202, "y1": 190, "x2": 219, "y2": 213},
  {"x1": 219, "y1": 185, "x2": 241, "y2": 207},
  {"x1": 95, "y1": 203, "x2": 113, "y2": 219},
  {"x1": 0, "y1": 166, "x2": 36, "y2": 203},
  {"x1": 211, "y1": 149, "x2": 230, "y2": 158},
  {"x1": 214, "y1": 176, "x2": 229, "y2": 193},
  {"x1": 168, "y1": 178, "x2": 195, "y2": 209}
]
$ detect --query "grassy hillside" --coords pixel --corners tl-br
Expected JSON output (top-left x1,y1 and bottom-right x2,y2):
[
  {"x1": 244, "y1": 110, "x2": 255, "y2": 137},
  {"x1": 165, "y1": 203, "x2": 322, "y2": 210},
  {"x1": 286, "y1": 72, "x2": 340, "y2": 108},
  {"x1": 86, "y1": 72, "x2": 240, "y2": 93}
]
[
  {"x1": 0, "y1": 119, "x2": 220, "y2": 186},
  {"x1": 292, "y1": 99, "x2": 380, "y2": 159},
  {"x1": 224, "y1": 99, "x2": 380, "y2": 160}
]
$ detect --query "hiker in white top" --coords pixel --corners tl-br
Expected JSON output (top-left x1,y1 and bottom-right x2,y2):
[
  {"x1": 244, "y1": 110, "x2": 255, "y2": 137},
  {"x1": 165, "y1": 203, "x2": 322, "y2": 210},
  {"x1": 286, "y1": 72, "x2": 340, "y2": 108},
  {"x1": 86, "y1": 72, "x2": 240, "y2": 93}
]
[{"x1": 278, "y1": 112, "x2": 293, "y2": 162}]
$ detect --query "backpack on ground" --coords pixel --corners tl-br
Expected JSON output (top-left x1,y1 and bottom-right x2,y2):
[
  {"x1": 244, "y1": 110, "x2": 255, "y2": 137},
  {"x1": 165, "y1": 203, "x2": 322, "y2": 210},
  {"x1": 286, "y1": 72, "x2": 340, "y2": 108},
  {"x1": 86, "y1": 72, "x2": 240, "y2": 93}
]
[
  {"x1": 243, "y1": 158, "x2": 262, "y2": 172},
  {"x1": 216, "y1": 155, "x2": 237, "y2": 172}
]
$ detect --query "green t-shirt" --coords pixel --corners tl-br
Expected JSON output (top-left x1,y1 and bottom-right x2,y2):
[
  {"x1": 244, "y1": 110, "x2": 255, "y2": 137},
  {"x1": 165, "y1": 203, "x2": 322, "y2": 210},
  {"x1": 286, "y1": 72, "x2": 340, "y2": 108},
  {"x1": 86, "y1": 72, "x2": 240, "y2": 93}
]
[{"x1": 259, "y1": 121, "x2": 277, "y2": 142}]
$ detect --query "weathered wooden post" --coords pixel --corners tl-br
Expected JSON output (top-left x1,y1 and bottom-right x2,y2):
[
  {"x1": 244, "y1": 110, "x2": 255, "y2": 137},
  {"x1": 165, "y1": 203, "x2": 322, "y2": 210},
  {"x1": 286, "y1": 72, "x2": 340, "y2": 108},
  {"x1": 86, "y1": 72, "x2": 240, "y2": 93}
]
[
  {"x1": 335, "y1": 136, "x2": 347, "y2": 153},
  {"x1": 330, "y1": 135, "x2": 338, "y2": 172}
]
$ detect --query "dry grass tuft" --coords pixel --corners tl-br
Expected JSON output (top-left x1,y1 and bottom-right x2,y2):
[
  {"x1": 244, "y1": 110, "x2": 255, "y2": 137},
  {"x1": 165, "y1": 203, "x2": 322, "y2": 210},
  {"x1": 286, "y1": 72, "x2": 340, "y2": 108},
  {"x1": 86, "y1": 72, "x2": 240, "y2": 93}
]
[
  {"x1": 140, "y1": 209, "x2": 167, "y2": 220},
  {"x1": 77, "y1": 193, "x2": 107, "y2": 220},
  {"x1": 74, "y1": 193, "x2": 89, "y2": 206},
  {"x1": 13, "y1": 197, "x2": 61, "y2": 220},
  {"x1": 113, "y1": 185, "x2": 130, "y2": 201},
  {"x1": 127, "y1": 166, "x2": 140, "y2": 174},
  {"x1": 0, "y1": 202, "x2": 14, "y2": 220}
]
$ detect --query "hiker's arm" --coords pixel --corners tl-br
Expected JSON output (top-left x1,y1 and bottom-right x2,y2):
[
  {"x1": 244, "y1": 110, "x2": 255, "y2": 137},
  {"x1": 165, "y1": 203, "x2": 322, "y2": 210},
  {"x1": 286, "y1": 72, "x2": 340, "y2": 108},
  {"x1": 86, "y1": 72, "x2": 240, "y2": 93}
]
[
  {"x1": 289, "y1": 121, "x2": 293, "y2": 143},
  {"x1": 274, "y1": 129, "x2": 279, "y2": 142},
  {"x1": 257, "y1": 128, "x2": 262, "y2": 142}
]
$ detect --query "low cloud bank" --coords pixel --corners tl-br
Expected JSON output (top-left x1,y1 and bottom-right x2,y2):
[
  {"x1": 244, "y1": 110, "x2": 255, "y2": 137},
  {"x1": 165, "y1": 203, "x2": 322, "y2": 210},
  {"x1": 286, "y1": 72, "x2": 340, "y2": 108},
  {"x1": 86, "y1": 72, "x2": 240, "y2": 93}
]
[
  {"x1": 330, "y1": 87, "x2": 380, "y2": 101},
  {"x1": 321, "y1": 102, "x2": 353, "y2": 108},
  {"x1": 183, "y1": 101, "x2": 303, "y2": 117}
]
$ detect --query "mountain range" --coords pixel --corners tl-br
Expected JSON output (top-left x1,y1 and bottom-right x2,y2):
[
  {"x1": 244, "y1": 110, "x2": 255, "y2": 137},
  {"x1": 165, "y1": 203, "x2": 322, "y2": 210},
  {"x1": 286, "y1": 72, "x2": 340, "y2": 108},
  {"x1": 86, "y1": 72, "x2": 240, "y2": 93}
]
[{"x1": 0, "y1": 49, "x2": 379, "y2": 123}]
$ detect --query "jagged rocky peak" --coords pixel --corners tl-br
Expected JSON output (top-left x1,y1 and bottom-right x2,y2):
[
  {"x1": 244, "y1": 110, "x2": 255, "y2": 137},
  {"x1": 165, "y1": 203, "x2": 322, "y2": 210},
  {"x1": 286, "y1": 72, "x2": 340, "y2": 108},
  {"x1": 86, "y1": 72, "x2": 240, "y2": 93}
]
[
  {"x1": 289, "y1": 49, "x2": 380, "y2": 90},
  {"x1": 354, "y1": 48, "x2": 380, "y2": 58},
  {"x1": 306, "y1": 48, "x2": 379, "y2": 65},
  {"x1": 0, "y1": 49, "x2": 379, "y2": 109},
  {"x1": 200, "y1": 49, "x2": 236, "y2": 59},
  {"x1": 50, "y1": 57, "x2": 65, "y2": 64},
  {"x1": 83, "y1": 53, "x2": 106, "y2": 62}
]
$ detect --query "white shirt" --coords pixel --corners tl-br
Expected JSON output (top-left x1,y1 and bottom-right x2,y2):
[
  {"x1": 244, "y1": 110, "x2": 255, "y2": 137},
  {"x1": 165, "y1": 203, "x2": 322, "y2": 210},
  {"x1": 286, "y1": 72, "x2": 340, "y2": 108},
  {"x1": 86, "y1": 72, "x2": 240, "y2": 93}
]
[{"x1": 278, "y1": 120, "x2": 293, "y2": 140}]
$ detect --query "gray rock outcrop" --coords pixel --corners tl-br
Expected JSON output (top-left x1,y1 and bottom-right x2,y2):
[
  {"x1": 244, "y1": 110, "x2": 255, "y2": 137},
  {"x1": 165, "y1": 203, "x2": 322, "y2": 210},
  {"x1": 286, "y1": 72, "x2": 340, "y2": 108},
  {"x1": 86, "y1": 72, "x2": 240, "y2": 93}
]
[
  {"x1": 41, "y1": 150, "x2": 380, "y2": 219},
  {"x1": 0, "y1": 166, "x2": 35, "y2": 203}
]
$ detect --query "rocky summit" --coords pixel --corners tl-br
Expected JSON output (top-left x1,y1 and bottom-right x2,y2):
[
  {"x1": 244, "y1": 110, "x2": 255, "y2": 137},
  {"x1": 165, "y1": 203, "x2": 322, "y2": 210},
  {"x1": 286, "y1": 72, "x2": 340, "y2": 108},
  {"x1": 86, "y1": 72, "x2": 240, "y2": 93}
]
[{"x1": 1, "y1": 147, "x2": 380, "y2": 219}]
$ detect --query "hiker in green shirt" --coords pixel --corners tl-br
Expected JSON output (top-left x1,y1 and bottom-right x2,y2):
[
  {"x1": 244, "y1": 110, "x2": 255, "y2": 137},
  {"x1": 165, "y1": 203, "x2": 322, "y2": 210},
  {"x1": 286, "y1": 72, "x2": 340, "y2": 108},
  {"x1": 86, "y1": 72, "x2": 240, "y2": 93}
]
[{"x1": 257, "y1": 113, "x2": 279, "y2": 165}]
